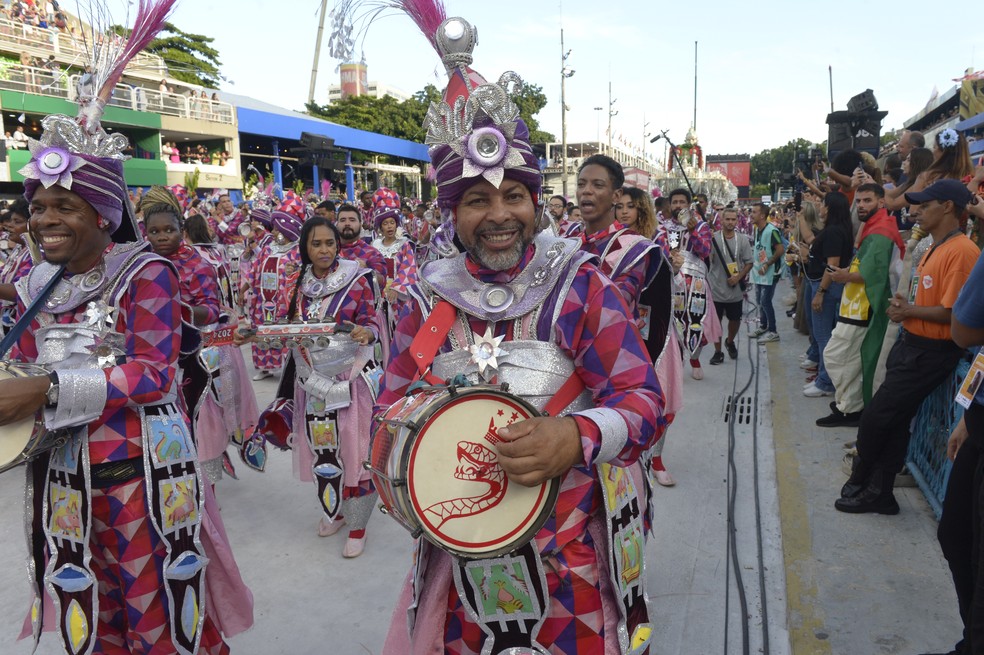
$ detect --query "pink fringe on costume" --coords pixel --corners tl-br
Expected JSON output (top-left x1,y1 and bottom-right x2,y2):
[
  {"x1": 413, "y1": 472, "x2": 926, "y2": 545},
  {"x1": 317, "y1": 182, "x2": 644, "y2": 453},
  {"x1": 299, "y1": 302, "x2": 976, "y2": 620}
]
[
  {"x1": 196, "y1": 346, "x2": 260, "y2": 462},
  {"x1": 657, "y1": 329, "x2": 685, "y2": 418},
  {"x1": 702, "y1": 288, "x2": 723, "y2": 345},
  {"x1": 291, "y1": 363, "x2": 375, "y2": 491}
]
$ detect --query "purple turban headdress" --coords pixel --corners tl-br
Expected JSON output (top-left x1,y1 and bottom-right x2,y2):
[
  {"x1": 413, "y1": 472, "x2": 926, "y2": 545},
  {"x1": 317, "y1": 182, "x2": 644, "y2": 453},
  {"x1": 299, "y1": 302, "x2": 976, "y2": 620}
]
[
  {"x1": 19, "y1": 0, "x2": 178, "y2": 244},
  {"x1": 271, "y1": 210, "x2": 302, "y2": 242},
  {"x1": 21, "y1": 121, "x2": 131, "y2": 236},
  {"x1": 406, "y1": 16, "x2": 542, "y2": 220},
  {"x1": 371, "y1": 187, "x2": 402, "y2": 230},
  {"x1": 251, "y1": 207, "x2": 273, "y2": 230}
]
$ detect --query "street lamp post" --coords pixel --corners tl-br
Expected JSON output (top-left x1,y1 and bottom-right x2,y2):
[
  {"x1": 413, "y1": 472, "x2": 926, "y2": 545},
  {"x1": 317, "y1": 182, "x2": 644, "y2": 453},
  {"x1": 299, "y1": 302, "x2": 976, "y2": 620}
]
[
  {"x1": 642, "y1": 116, "x2": 651, "y2": 168},
  {"x1": 560, "y1": 29, "x2": 574, "y2": 197},
  {"x1": 607, "y1": 80, "x2": 618, "y2": 151},
  {"x1": 593, "y1": 106, "x2": 603, "y2": 150}
]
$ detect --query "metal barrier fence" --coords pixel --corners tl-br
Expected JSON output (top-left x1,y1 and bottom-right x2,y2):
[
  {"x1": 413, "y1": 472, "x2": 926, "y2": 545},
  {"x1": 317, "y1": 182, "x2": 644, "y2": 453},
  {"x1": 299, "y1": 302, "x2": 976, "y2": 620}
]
[
  {"x1": 0, "y1": 17, "x2": 234, "y2": 124},
  {"x1": 907, "y1": 358, "x2": 971, "y2": 519},
  {"x1": 0, "y1": 64, "x2": 68, "y2": 98},
  {"x1": 66, "y1": 75, "x2": 235, "y2": 125}
]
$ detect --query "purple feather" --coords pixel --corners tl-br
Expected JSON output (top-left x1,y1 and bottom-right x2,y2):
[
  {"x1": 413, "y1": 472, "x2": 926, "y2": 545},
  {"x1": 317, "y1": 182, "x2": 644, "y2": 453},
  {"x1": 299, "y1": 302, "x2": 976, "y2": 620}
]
[{"x1": 98, "y1": 0, "x2": 178, "y2": 104}]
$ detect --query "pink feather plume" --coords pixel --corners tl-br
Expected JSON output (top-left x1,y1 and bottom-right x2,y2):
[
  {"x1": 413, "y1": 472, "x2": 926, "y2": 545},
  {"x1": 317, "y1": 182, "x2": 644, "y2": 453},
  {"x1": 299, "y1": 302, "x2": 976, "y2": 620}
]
[
  {"x1": 386, "y1": 0, "x2": 446, "y2": 54},
  {"x1": 321, "y1": 179, "x2": 332, "y2": 198},
  {"x1": 98, "y1": 0, "x2": 178, "y2": 104}
]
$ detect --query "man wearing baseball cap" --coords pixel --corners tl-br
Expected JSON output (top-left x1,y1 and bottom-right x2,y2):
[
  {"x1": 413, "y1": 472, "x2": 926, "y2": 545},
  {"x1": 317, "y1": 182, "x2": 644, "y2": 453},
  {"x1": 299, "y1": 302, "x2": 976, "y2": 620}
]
[{"x1": 836, "y1": 178, "x2": 981, "y2": 515}]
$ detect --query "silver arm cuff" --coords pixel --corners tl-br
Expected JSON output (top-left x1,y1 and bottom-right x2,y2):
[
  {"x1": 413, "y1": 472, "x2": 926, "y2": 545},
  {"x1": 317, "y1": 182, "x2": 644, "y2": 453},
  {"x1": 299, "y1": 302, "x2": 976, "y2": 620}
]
[
  {"x1": 574, "y1": 407, "x2": 629, "y2": 464},
  {"x1": 43, "y1": 367, "x2": 107, "y2": 430}
]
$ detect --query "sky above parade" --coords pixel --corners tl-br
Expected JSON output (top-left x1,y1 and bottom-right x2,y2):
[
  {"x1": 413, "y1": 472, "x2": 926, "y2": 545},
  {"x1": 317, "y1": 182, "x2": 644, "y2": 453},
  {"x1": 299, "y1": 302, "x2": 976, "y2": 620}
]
[{"x1": 171, "y1": 0, "x2": 974, "y2": 159}]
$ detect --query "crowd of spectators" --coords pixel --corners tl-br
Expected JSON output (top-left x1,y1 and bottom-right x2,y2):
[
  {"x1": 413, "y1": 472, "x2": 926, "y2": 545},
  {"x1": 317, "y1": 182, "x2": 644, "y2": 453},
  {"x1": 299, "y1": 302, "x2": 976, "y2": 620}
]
[
  {"x1": 0, "y1": 1, "x2": 70, "y2": 34},
  {"x1": 161, "y1": 142, "x2": 231, "y2": 166}
]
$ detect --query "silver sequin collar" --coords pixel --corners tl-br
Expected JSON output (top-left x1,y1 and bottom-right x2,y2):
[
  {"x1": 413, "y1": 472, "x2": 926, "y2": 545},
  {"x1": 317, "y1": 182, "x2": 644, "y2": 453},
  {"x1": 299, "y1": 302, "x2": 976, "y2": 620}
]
[
  {"x1": 25, "y1": 241, "x2": 160, "y2": 314},
  {"x1": 420, "y1": 232, "x2": 592, "y2": 322},
  {"x1": 300, "y1": 259, "x2": 361, "y2": 300}
]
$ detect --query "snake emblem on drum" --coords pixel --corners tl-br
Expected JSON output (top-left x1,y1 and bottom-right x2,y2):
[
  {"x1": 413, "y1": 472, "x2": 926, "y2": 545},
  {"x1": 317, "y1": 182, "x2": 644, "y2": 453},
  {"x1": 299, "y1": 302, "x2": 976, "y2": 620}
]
[{"x1": 423, "y1": 417, "x2": 513, "y2": 528}]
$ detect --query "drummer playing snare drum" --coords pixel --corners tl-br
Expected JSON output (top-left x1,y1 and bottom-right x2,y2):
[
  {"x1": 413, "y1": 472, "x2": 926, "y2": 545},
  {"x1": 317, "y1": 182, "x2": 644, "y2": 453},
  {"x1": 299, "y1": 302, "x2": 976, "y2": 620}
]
[
  {"x1": 242, "y1": 216, "x2": 380, "y2": 558},
  {"x1": 373, "y1": 14, "x2": 666, "y2": 655},
  {"x1": 0, "y1": 102, "x2": 251, "y2": 653}
]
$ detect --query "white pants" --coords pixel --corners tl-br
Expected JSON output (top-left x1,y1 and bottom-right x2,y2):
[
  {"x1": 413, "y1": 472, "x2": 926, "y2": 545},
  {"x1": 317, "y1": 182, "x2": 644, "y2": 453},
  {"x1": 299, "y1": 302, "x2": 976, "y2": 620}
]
[{"x1": 823, "y1": 321, "x2": 867, "y2": 414}]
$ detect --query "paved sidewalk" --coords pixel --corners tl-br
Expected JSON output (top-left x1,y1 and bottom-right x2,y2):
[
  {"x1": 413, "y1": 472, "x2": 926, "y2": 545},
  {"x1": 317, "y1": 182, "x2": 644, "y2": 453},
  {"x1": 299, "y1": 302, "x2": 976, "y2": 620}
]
[
  {"x1": 766, "y1": 282, "x2": 962, "y2": 655},
  {"x1": 0, "y1": 289, "x2": 965, "y2": 653}
]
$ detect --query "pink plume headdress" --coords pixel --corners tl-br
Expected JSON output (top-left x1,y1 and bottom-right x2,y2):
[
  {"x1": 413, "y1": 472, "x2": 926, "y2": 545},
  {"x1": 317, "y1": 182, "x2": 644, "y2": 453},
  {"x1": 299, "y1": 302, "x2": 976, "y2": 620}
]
[{"x1": 20, "y1": 0, "x2": 177, "y2": 242}]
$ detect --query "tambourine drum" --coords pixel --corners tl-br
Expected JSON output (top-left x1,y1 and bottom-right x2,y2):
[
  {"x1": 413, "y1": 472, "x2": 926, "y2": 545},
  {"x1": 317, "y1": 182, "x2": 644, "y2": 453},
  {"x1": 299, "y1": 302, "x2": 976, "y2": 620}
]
[
  {"x1": 369, "y1": 386, "x2": 558, "y2": 559},
  {"x1": 0, "y1": 362, "x2": 68, "y2": 475}
]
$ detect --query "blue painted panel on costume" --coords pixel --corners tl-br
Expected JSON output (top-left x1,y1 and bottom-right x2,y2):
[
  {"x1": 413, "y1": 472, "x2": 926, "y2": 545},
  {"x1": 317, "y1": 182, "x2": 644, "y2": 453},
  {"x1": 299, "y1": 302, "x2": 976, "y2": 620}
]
[
  {"x1": 148, "y1": 413, "x2": 194, "y2": 468},
  {"x1": 166, "y1": 551, "x2": 206, "y2": 581},
  {"x1": 48, "y1": 564, "x2": 94, "y2": 593}
]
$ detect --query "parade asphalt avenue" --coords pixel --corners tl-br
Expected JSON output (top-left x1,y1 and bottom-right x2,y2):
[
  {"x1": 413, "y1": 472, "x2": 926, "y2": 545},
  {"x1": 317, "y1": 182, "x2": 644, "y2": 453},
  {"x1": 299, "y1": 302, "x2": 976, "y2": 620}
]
[{"x1": 0, "y1": 280, "x2": 963, "y2": 654}]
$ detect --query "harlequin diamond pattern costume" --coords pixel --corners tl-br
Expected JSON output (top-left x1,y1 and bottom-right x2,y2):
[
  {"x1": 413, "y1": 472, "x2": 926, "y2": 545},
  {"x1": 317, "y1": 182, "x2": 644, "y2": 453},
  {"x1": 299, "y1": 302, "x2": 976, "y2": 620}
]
[
  {"x1": 8, "y1": 2, "x2": 252, "y2": 652},
  {"x1": 659, "y1": 209, "x2": 716, "y2": 359},
  {"x1": 247, "y1": 210, "x2": 302, "y2": 373},
  {"x1": 373, "y1": 7, "x2": 666, "y2": 654}
]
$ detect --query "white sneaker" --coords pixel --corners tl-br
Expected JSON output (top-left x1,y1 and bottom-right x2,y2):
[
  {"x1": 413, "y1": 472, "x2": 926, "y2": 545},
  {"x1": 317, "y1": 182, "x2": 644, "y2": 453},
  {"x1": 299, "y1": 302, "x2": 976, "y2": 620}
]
[
  {"x1": 758, "y1": 331, "x2": 780, "y2": 343},
  {"x1": 803, "y1": 382, "x2": 832, "y2": 397},
  {"x1": 799, "y1": 359, "x2": 819, "y2": 369},
  {"x1": 749, "y1": 327, "x2": 767, "y2": 338},
  {"x1": 252, "y1": 370, "x2": 272, "y2": 381}
]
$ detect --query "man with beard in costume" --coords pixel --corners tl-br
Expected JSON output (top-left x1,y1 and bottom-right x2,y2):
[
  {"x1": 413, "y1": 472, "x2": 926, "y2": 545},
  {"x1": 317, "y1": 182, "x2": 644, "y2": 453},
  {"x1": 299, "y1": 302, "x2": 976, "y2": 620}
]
[
  {"x1": 336, "y1": 203, "x2": 386, "y2": 287},
  {"x1": 375, "y1": 12, "x2": 665, "y2": 655}
]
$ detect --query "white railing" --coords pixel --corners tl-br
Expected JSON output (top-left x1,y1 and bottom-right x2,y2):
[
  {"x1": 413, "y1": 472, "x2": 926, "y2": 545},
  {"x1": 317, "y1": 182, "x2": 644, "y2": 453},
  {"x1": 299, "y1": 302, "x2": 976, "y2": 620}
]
[
  {"x1": 0, "y1": 64, "x2": 235, "y2": 125},
  {"x1": 0, "y1": 15, "x2": 165, "y2": 77},
  {"x1": 66, "y1": 76, "x2": 235, "y2": 125},
  {"x1": 0, "y1": 63, "x2": 70, "y2": 98}
]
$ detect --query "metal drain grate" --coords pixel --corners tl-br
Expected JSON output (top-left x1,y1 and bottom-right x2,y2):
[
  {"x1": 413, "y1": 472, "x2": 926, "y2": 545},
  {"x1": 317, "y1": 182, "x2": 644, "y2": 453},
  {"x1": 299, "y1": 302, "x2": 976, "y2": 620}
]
[{"x1": 723, "y1": 395, "x2": 754, "y2": 425}]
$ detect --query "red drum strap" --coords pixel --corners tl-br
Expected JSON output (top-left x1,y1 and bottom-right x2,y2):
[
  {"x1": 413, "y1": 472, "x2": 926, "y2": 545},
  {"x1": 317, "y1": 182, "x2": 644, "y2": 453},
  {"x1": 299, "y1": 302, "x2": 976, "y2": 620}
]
[
  {"x1": 410, "y1": 300, "x2": 458, "y2": 385},
  {"x1": 542, "y1": 372, "x2": 586, "y2": 417},
  {"x1": 410, "y1": 299, "x2": 586, "y2": 413}
]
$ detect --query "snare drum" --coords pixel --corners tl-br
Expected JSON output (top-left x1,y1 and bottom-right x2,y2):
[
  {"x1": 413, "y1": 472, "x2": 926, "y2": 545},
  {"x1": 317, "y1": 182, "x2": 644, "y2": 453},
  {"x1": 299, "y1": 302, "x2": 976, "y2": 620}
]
[
  {"x1": 369, "y1": 385, "x2": 558, "y2": 559},
  {"x1": 0, "y1": 362, "x2": 69, "y2": 474}
]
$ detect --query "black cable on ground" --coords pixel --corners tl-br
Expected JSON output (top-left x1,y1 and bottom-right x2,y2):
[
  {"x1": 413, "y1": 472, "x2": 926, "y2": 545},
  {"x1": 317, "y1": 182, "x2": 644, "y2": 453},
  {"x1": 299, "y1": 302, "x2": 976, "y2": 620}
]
[
  {"x1": 751, "y1": 331, "x2": 771, "y2": 655},
  {"x1": 724, "y1": 301, "x2": 756, "y2": 655}
]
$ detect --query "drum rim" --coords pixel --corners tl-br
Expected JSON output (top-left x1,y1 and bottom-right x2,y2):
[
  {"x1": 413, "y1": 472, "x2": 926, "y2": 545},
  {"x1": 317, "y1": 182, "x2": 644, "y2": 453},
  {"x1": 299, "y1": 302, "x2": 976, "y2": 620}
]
[
  {"x1": 404, "y1": 388, "x2": 559, "y2": 559},
  {"x1": 0, "y1": 361, "x2": 54, "y2": 474}
]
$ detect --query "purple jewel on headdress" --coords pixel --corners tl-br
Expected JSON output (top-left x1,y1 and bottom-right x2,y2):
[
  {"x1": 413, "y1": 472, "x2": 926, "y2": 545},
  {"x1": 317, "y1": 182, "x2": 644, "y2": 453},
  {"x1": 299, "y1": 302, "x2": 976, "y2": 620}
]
[
  {"x1": 467, "y1": 127, "x2": 507, "y2": 167},
  {"x1": 458, "y1": 122, "x2": 528, "y2": 190},
  {"x1": 18, "y1": 145, "x2": 86, "y2": 190}
]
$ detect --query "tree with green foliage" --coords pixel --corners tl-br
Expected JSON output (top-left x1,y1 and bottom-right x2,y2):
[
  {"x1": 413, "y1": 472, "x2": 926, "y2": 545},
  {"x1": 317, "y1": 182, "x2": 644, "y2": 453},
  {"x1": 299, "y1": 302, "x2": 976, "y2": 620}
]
[
  {"x1": 512, "y1": 82, "x2": 554, "y2": 143},
  {"x1": 112, "y1": 22, "x2": 223, "y2": 88},
  {"x1": 750, "y1": 138, "x2": 816, "y2": 187},
  {"x1": 306, "y1": 81, "x2": 555, "y2": 144}
]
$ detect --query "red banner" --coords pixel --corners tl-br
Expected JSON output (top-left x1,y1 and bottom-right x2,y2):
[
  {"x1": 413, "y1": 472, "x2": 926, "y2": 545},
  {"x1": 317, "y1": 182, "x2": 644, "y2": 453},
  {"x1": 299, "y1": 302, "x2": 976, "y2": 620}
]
[{"x1": 706, "y1": 161, "x2": 750, "y2": 187}]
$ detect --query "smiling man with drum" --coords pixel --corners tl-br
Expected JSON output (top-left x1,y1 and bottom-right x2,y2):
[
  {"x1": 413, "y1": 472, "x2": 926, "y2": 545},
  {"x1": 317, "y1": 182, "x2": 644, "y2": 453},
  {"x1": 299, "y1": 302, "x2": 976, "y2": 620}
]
[
  {"x1": 374, "y1": 14, "x2": 665, "y2": 655},
  {"x1": 0, "y1": 6, "x2": 252, "y2": 649}
]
